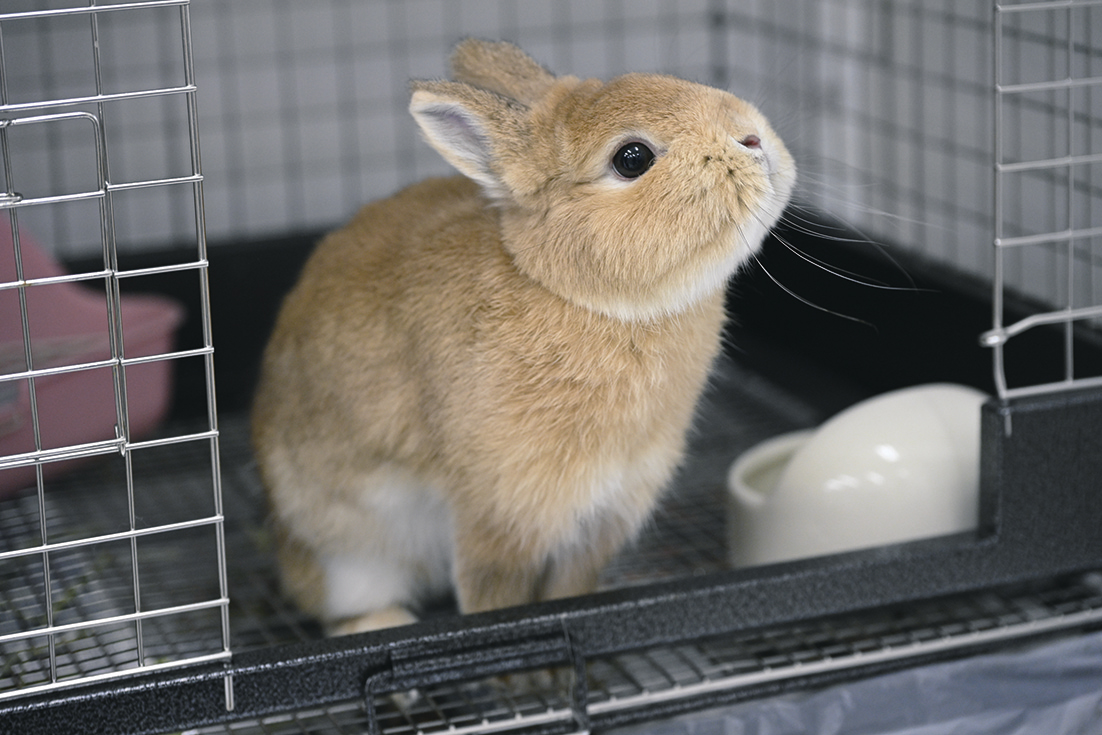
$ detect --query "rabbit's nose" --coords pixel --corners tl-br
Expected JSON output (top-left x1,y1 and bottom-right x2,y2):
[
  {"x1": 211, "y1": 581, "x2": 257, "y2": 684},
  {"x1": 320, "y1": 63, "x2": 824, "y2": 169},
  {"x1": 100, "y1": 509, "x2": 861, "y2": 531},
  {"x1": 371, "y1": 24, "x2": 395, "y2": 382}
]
[{"x1": 726, "y1": 133, "x2": 762, "y2": 152}]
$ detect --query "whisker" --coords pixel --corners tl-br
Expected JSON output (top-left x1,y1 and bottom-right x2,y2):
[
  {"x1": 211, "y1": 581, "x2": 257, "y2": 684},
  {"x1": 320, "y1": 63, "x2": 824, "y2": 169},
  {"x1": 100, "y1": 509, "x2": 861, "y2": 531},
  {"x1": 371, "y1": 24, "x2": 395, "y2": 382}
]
[
  {"x1": 771, "y1": 221, "x2": 929, "y2": 294},
  {"x1": 773, "y1": 206, "x2": 922, "y2": 292},
  {"x1": 733, "y1": 217, "x2": 879, "y2": 331},
  {"x1": 770, "y1": 231, "x2": 907, "y2": 291},
  {"x1": 779, "y1": 206, "x2": 876, "y2": 245},
  {"x1": 751, "y1": 250, "x2": 878, "y2": 331}
]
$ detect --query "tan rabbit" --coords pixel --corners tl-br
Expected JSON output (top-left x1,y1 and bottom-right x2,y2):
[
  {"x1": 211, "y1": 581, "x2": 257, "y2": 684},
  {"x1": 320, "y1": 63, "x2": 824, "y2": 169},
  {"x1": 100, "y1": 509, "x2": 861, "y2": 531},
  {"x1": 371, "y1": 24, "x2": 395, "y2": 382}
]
[{"x1": 251, "y1": 39, "x2": 795, "y2": 635}]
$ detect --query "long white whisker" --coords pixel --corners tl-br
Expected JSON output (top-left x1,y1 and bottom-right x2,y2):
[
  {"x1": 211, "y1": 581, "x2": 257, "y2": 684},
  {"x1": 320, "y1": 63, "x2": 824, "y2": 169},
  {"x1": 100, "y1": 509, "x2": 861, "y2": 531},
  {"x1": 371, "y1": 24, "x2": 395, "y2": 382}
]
[
  {"x1": 771, "y1": 219, "x2": 928, "y2": 293},
  {"x1": 772, "y1": 203, "x2": 923, "y2": 292},
  {"x1": 770, "y1": 231, "x2": 914, "y2": 292},
  {"x1": 732, "y1": 217, "x2": 878, "y2": 331},
  {"x1": 753, "y1": 250, "x2": 877, "y2": 330}
]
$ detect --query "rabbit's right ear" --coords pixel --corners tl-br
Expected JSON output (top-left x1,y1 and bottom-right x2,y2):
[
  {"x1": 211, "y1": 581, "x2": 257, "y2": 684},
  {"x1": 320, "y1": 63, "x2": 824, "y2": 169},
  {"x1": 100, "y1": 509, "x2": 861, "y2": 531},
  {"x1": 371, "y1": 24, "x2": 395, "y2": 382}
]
[{"x1": 410, "y1": 80, "x2": 525, "y2": 201}]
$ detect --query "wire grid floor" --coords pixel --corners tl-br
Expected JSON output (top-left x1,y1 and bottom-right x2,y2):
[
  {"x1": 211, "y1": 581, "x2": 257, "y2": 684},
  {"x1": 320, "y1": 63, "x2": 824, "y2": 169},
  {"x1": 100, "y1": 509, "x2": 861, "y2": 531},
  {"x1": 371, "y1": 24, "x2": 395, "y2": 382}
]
[{"x1": 2, "y1": 356, "x2": 1102, "y2": 733}]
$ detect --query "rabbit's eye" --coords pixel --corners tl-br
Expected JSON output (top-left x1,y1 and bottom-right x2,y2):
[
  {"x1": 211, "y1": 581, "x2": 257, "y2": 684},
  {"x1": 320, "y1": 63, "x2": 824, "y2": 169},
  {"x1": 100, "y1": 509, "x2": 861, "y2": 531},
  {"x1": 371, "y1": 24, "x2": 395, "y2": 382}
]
[{"x1": 612, "y1": 142, "x2": 655, "y2": 179}]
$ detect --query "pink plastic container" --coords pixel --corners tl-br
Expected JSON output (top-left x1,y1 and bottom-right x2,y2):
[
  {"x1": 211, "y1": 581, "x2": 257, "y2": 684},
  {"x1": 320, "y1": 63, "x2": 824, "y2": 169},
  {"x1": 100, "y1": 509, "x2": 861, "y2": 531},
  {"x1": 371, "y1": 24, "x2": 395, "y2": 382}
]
[{"x1": 0, "y1": 230, "x2": 184, "y2": 497}]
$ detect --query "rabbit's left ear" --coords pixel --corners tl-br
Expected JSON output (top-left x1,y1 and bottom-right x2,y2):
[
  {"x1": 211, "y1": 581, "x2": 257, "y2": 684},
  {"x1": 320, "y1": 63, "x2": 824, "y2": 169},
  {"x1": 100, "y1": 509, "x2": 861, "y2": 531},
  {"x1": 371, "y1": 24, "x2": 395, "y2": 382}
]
[
  {"x1": 449, "y1": 39, "x2": 556, "y2": 105},
  {"x1": 410, "y1": 80, "x2": 525, "y2": 200}
]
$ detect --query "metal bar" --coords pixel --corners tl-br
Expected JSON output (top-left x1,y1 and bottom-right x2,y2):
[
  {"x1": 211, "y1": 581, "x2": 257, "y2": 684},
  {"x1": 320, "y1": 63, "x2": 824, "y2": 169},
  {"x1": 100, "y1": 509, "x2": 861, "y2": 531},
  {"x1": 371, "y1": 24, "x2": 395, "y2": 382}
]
[
  {"x1": 0, "y1": 1, "x2": 189, "y2": 22},
  {"x1": 0, "y1": 358, "x2": 120, "y2": 385},
  {"x1": 0, "y1": 348, "x2": 211, "y2": 385},
  {"x1": 996, "y1": 224, "x2": 1102, "y2": 248},
  {"x1": 997, "y1": 150, "x2": 1102, "y2": 172},
  {"x1": 0, "y1": 596, "x2": 230, "y2": 647},
  {"x1": 115, "y1": 259, "x2": 208, "y2": 279},
  {"x1": 0, "y1": 269, "x2": 112, "y2": 291},
  {"x1": 0, "y1": 86, "x2": 197, "y2": 115},
  {"x1": 178, "y1": 0, "x2": 234, "y2": 711},
  {"x1": 2, "y1": 110, "x2": 58, "y2": 685},
  {"x1": 0, "y1": 651, "x2": 232, "y2": 705},
  {"x1": 0, "y1": 190, "x2": 105, "y2": 210},
  {"x1": 0, "y1": 110, "x2": 100, "y2": 127},
  {"x1": 997, "y1": 75, "x2": 1102, "y2": 95},
  {"x1": 998, "y1": 372, "x2": 1102, "y2": 400},
  {"x1": 125, "y1": 428, "x2": 219, "y2": 452},
  {"x1": 993, "y1": 3, "x2": 1009, "y2": 399},
  {"x1": 106, "y1": 174, "x2": 204, "y2": 193},
  {"x1": 88, "y1": 0, "x2": 131, "y2": 492},
  {"x1": 0, "y1": 437, "x2": 121, "y2": 473},
  {"x1": 1064, "y1": 10, "x2": 1075, "y2": 384},
  {"x1": 980, "y1": 304, "x2": 1102, "y2": 346},
  {"x1": 0, "y1": 513, "x2": 229, "y2": 563},
  {"x1": 0, "y1": 425, "x2": 217, "y2": 475},
  {"x1": 122, "y1": 346, "x2": 214, "y2": 367},
  {"x1": 995, "y1": 0, "x2": 1102, "y2": 14}
]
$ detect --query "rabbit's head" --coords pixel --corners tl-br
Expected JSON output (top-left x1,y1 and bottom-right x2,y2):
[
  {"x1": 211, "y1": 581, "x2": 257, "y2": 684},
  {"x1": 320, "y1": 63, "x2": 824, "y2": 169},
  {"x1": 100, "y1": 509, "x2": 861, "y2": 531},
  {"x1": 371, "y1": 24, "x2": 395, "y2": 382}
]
[{"x1": 411, "y1": 39, "x2": 795, "y2": 321}]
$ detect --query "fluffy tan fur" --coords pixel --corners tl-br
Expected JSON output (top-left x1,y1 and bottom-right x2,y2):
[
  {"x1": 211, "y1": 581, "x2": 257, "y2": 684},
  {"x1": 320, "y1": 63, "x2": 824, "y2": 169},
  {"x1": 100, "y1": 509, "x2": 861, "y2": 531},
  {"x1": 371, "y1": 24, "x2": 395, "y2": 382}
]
[{"x1": 252, "y1": 40, "x2": 795, "y2": 632}]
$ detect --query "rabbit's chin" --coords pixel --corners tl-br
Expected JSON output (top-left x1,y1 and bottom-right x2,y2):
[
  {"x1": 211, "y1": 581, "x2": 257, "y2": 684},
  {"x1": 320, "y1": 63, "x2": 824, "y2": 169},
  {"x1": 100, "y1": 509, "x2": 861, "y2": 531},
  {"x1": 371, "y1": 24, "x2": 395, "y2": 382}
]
[{"x1": 581, "y1": 220, "x2": 771, "y2": 323}]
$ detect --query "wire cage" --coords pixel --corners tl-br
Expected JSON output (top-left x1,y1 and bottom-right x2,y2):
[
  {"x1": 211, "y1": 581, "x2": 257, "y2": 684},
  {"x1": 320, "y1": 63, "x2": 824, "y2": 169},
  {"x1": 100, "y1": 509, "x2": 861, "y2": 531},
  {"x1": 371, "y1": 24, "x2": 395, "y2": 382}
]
[
  {"x1": 0, "y1": 0, "x2": 230, "y2": 710},
  {"x1": 986, "y1": 1, "x2": 1102, "y2": 399},
  {"x1": 2, "y1": 2, "x2": 1102, "y2": 735}
]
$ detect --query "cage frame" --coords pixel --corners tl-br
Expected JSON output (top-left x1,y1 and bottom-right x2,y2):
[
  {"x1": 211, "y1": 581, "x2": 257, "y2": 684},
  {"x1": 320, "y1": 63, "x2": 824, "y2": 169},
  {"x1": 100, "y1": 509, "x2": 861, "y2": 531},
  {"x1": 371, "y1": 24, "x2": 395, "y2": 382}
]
[{"x1": 3, "y1": 2, "x2": 1102, "y2": 734}]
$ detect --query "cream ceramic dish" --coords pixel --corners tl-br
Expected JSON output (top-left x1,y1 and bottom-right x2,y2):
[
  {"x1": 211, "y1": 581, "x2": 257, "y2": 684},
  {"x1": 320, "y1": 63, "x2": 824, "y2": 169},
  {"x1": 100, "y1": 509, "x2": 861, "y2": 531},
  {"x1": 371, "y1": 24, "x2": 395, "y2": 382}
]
[{"x1": 727, "y1": 383, "x2": 988, "y2": 567}]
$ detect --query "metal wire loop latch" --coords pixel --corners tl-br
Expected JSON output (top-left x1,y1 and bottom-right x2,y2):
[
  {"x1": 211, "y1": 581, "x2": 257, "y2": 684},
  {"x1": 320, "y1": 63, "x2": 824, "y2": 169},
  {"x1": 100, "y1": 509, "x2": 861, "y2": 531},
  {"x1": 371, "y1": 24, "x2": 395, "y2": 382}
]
[{"x1": 362, "y1": 620, "x2": 591, "y2": 735}]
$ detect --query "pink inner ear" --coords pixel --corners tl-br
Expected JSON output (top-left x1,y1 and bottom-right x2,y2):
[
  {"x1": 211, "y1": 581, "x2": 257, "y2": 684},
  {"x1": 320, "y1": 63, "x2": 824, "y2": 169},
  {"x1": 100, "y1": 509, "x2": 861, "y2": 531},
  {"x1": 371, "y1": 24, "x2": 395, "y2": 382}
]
[
  {"x1": 437, "y1": 106, "x2": 490, "y2": 150},
  {"x1": 413, "y1": 98, "x2": 509, "y2": 198},
  {"x1": 413, "y1": 99, "x2": 491, "y2": 160}
]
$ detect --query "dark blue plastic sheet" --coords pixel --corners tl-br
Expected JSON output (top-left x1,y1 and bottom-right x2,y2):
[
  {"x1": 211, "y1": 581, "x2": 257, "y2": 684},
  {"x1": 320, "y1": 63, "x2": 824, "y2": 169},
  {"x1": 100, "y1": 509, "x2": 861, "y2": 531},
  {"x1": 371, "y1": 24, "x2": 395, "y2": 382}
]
[{"x1": 608, "y1": 630, "x2": 1102, "y2": 735}]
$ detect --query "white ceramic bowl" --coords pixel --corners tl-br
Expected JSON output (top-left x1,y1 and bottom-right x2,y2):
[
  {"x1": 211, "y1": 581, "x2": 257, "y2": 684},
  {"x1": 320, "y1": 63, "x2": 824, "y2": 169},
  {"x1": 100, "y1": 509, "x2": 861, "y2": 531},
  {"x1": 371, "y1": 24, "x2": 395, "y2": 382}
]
[{"x1": 727, "y1": 383, "x2": 987, "y2": 567}]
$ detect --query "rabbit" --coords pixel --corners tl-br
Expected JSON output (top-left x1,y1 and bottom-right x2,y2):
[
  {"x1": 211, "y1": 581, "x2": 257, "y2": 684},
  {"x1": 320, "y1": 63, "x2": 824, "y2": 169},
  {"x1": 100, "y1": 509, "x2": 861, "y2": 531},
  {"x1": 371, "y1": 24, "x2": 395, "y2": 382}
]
[{"x1": 251, "y1": 39, "x2": 796, "y2": 635}]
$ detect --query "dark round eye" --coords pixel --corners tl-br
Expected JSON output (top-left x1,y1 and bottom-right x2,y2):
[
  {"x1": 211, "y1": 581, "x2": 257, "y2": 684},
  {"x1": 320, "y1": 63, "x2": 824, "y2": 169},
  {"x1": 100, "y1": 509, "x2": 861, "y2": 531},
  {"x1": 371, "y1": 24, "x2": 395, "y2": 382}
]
[{"x1": 612, "y1": 142, "x2": 655, "y2": 179}]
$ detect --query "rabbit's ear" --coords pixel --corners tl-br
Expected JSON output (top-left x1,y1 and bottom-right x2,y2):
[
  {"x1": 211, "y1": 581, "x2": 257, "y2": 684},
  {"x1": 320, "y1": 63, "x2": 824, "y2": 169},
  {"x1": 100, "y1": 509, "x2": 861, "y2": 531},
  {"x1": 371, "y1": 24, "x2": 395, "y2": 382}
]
[
  {"x1": 449, "y1": 39, "x2": 555, "y2": 105},
  {"x1": 410, "y1": 81, "x2": 523, "y2": 200}
]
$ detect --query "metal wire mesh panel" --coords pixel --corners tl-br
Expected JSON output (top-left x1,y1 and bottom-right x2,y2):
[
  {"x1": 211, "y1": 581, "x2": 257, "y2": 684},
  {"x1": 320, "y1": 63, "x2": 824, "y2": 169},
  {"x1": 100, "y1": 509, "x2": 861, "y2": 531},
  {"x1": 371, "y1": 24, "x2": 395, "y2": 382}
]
[
  {"x1": 986, "y1": 0, "x2": 1102, "y2": 398},
  {"x1": 0, "y1": 1, "x2": 230, "y2": 704},
  {"x1": 718, "y1": 1, "x2": 998, "y2": 278}
]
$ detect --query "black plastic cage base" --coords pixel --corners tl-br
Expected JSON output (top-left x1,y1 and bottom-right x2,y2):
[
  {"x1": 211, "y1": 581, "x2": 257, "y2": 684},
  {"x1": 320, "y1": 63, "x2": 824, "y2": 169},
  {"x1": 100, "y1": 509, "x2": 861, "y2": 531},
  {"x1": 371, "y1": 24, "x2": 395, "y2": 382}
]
[{"x1": 4, "y1": 382, "x2": 1102, "y2": 735}]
